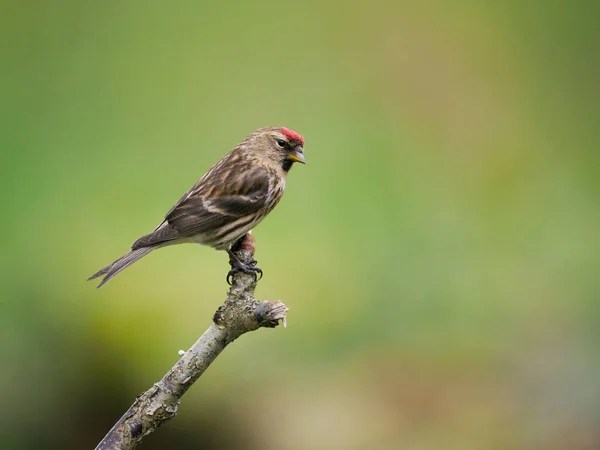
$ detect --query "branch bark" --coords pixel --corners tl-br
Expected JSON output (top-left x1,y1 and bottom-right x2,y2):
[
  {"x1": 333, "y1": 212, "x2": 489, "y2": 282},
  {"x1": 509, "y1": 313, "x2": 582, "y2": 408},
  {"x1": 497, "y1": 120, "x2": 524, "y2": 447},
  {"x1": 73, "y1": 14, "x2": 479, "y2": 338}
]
[{"x1": 95, "y1": 234, "x2": 288, "y2": 450}]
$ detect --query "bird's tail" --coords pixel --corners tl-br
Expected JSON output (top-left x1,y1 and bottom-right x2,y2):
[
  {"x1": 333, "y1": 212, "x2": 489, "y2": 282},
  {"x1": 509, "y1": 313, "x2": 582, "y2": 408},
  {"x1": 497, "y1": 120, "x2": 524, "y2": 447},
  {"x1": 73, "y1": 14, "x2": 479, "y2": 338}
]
[{"x1": 88, "y1": 247, "x2": 154, "y2": 288}]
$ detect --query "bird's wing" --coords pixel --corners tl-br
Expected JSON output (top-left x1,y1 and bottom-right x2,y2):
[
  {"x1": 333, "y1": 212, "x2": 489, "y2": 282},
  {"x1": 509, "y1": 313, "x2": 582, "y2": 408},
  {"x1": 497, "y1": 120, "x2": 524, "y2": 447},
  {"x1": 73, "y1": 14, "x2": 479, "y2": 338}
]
[
  {"x1": 150, "y1": 148, "x2": 245, "y2": 230},
  {"x1": 131, "y1": 166, "x2": 271, "y2": 249}
]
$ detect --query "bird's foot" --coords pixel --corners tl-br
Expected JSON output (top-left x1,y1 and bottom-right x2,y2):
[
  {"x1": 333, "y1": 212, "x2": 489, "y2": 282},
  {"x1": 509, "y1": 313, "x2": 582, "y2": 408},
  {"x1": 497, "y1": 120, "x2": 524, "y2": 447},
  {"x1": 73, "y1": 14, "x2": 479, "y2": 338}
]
[
  {"x1": 225, "y1": 238, "x2": 263, "y2": 285},
  {"x1": 226, "y1": 260, "x2": 263, "y2": 285}
]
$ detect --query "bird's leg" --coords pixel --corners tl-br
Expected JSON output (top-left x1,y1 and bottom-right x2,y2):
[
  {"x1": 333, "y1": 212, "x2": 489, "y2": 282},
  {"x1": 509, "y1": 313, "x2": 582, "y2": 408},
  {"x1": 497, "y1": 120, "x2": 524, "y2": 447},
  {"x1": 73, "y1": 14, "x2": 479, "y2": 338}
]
[{"x1": 225, "y1": 238, "x2": 263, "y2": 285}]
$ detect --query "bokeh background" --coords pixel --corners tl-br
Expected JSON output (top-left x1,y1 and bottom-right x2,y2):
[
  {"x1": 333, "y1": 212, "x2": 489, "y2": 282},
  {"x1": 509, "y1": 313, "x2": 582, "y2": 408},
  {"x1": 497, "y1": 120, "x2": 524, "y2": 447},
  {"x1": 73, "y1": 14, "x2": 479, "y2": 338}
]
[{"x1": 2, "y1": 1, "x2": 599, "y2": 449}]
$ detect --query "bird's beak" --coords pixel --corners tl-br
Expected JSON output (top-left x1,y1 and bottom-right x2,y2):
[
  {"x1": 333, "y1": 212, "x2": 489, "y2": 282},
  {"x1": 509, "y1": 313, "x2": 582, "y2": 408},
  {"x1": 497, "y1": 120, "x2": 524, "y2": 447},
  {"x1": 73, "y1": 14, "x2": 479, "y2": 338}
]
[{"x1": 287, "y1": 151, "x2": 306, "y2": 164}]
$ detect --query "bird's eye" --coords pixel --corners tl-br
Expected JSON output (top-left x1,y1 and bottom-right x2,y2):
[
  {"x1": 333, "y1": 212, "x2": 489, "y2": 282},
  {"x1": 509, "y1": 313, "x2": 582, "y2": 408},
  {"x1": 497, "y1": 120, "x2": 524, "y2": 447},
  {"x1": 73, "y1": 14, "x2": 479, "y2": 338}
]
[{"x1": 276, "y1": 139, "x2": 286, "y2": 148}]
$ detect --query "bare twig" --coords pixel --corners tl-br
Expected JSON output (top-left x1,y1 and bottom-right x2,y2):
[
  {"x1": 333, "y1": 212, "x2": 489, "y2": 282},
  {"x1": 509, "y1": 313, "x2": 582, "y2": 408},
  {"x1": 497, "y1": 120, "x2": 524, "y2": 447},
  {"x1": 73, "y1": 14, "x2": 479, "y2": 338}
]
[{"x1": 95, "y1": 234, "x2": 288, "y2": 450}]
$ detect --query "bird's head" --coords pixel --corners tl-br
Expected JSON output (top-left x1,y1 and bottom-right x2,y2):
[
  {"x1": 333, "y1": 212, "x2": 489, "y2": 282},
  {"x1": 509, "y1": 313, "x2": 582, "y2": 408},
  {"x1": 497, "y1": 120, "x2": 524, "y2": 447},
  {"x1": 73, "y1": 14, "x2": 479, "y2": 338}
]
[{"x1": 246, "y1": 126, "x2": 306, "y2": 172}]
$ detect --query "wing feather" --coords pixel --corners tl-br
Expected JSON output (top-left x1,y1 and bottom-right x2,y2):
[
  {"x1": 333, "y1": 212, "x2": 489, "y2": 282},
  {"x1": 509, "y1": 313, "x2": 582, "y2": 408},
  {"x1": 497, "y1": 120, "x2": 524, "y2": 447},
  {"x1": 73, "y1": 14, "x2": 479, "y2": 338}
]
[{"x1": 131, "y1": 164, "x2": 270, "y2": 249}]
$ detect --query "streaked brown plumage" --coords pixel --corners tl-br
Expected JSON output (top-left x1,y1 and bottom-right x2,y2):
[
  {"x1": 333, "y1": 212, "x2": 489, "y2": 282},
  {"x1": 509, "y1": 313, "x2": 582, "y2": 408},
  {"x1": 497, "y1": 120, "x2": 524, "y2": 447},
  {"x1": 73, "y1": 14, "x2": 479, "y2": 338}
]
[{"x1": 88, "y1": 126, "x2": 306, "y2": 287}]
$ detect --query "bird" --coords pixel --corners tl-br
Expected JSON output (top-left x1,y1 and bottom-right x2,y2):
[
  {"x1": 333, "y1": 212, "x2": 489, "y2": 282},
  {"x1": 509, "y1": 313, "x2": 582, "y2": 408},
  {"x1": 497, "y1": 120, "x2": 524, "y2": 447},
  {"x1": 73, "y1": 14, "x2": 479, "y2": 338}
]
[{"x1": 88, "y1": 126, "x2": 306, "y2": 288}]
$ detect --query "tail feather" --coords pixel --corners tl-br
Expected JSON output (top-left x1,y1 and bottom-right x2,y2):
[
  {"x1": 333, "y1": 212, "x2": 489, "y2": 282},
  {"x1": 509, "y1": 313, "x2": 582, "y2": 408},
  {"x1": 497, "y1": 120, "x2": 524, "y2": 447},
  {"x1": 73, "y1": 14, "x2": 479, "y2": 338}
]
[{"x1": 88, "y1": 247, "x2": 154, "y2": 288}]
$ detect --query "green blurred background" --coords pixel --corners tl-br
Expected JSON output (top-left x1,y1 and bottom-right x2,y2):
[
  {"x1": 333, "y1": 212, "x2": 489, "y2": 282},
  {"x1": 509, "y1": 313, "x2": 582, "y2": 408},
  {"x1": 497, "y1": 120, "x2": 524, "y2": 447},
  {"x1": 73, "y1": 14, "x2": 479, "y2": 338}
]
[{"x1": 2, "y1": 1, "x2": 599, "y2": 449}]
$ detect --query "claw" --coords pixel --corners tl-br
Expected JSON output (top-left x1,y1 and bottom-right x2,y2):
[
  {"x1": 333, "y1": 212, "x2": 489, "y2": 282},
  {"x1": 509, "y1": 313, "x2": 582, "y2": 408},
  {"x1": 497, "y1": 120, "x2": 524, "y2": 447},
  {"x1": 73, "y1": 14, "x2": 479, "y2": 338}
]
[
  {"x1": 226, "y1": 263, "x2": 263, "y2": 285},
  {"x1": 225, "y1": 244, "x2": 263, "y2": 285}
]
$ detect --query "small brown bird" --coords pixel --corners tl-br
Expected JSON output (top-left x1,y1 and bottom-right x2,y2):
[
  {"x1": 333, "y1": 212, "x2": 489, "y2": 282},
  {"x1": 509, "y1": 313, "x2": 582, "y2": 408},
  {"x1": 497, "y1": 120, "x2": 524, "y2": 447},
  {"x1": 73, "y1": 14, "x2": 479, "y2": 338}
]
[{"x1": 88, "y1": 126, "x2": 306, "y2": 287}]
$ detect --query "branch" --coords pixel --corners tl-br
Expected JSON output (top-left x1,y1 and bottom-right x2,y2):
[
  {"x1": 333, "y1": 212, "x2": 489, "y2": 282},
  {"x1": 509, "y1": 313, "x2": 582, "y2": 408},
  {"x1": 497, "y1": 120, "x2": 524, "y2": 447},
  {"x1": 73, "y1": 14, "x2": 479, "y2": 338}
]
[{"x1": 95, "y1": 234, "x2": 288, "y2": 450}]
